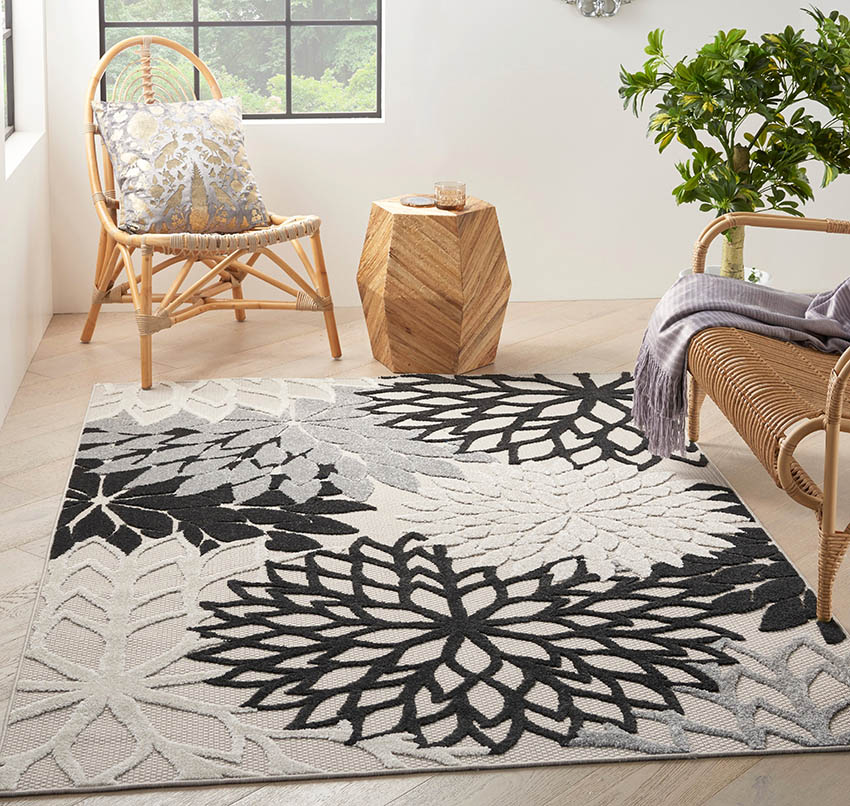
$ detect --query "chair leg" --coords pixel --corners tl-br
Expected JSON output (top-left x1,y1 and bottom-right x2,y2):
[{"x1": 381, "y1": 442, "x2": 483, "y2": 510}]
[
  {"x1": 311, "y1": 231, "x2": 342, "y2": 359},
  {"x1": 322, "y1": 308, "x2": 342, "y2": 360},
  {"x1": 687, "y1": 373, "x2": 706, "y2": 443},
  {"x1": 231, "y1": 279, "x2": 247, "y2": 322},
  {"x1": 817, "y1": 528, "x2": 850, "y2": 622},
  {"x1": 140, "y1": 246, "x2": 154, "y2": 390},
  {"x1": 80, "y1": 229, "x2": 109, "y2": 344},
  {"x1": 80, "y1": 303, "x2": 103, "y2": 344}
]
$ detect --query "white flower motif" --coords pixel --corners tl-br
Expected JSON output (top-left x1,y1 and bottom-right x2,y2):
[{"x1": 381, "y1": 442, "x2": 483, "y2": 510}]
[
  {"x1": 403, "y1": 461, "x2": 751, "y2": 580},
  {"x1": 0, "y1": 537, "x2": 479, "y2": 792},
  {"x1": 88, "y1": 377, "x2": 380, "y2": 425}
]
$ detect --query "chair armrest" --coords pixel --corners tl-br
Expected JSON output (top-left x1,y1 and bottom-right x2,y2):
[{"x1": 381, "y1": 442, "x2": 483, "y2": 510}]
[
  {"x1": 821, "y1": 347, "x2": 850, "y2": 534},
  {"x1": 693, "y1": 213, "x2": 850, "y2": 532},
  {"x1": 692, "y1": 212, "x2": 850, "y2": 274},
  {"x1": 776, "y1": 351, "x2": 850, "y2": 522},
  {"x1": 826, "y1": 348, "x2": 850, "y2": 424}
]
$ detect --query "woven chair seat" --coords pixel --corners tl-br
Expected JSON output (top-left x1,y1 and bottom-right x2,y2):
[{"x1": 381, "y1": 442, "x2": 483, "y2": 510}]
[
  {"x1": 162, "y1": 215, "x2": 321, "y2": 255},
  {"x1": 689, "y1": 327, "x2": 850, "y2": 487}
]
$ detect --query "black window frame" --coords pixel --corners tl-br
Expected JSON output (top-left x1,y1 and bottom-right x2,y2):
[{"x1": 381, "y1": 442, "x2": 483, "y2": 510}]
[
  {"x1": 98, "y1": 0, "x2": 382, "y2": 120},
  {"x1": 3, "y1": 0, "x2": 13, "y2": 140}
]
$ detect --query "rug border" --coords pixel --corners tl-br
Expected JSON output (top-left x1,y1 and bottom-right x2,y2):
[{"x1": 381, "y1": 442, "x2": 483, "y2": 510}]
[
  {"x1": 0, "y1": 385, "x2": 101, "y2": 796},
  {"x1": 1, "y1": 376, "x2": 848, "y2": 799},
  {"x1": 2, "y1": 742, "x2": 850, "y2": 800}
]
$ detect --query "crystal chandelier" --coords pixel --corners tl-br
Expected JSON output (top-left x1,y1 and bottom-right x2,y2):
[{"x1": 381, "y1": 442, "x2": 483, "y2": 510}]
[{"x1": 564, "y1": 0, "x2": 632, "y2": 17}]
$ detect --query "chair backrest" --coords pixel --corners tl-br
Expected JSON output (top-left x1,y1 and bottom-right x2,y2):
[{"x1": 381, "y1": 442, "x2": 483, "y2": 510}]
[{"x1": 84, "y1": 37, "x2": 223, "y2": 218}]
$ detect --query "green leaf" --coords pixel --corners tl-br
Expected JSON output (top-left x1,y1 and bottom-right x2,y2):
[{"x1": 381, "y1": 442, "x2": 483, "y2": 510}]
[
  {"x1": 822, "y1": 162, "x2": 840, "y2": 186},
  {"x1": 677, "y1": 127, "x2": 700, "y2": 149},
  {"x1": 656, "y1": 130, "x2": 676, "y2": 152},
  {"x1": 645, "y1": 28, "x2": 665, "y2": 57},
  {"x1": 619, "y1": 7, "x2": 850, "y2": 216}
]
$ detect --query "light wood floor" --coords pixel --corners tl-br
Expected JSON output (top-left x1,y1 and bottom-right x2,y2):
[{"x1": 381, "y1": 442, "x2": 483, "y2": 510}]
[{"x1": 0, "y1": 300, "x2": 849, "y2": 805}]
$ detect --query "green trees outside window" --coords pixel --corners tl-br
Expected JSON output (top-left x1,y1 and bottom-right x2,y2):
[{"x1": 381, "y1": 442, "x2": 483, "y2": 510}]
[{"x1": 102, "y1": 0, "x2": 380, "y2": 117}]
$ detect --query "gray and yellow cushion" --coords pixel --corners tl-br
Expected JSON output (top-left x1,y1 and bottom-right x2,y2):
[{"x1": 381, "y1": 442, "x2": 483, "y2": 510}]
[{"x1": 92, "y1": 97, "x2": 269, "y2": 235}]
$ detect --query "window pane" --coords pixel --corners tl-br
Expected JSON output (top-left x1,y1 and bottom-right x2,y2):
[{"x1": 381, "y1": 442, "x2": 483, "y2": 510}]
[
  {"x1": 291, "y1": 0, "x2": 377, "y2": 20},
  {"x1": 199, "y1": 26, "x2": 285, "y2": 114},
  {"x1": 103, "y1": 0, "x2": 193, "y2": 23},
  {"x1": 2, "y1": 36, "x2": 9, "y2": 132},
  {"x1": 198, "y1": 1, "x2": 287, "y2": 21},
  {"x1": 291, "y1": 25, "x2": 377, "y2": 113},
  {"x1": 1, "y1": 0, "x2": 8, "y2": 135},
  {"x1": 103, "y1": 27, "x2": 195, "y2": 101}
]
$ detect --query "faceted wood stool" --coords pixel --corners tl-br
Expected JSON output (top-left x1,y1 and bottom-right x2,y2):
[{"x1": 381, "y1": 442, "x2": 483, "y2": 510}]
[{"x1": 357, "y1": 197, "x2": 511, "y2": 373}]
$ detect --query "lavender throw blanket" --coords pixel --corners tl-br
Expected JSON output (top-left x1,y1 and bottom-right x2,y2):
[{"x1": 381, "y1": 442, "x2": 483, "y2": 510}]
[{"x1": 633, "y1": 274, "x2": 850, "y2": 458}]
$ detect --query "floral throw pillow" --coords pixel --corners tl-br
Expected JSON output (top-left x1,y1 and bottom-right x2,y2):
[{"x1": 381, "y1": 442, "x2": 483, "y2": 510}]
[{"x1": 92, "y1": 98, "x2": 270, "y2": 235}]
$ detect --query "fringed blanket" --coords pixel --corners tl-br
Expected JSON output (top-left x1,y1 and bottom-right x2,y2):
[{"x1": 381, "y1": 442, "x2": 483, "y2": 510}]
[{"x1": 634, "y1": 273, "x2": 850, "y2": 457}]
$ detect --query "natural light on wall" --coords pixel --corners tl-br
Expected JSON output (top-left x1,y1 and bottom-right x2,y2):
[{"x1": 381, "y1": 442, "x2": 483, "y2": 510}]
[{"x1": 100, "y1": 0, "x2": 381, "y2": 118}]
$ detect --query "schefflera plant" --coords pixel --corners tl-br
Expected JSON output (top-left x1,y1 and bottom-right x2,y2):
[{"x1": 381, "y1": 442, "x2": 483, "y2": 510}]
[{"x1": 619, "y1": 8, "x2": 850, "y2": 280}]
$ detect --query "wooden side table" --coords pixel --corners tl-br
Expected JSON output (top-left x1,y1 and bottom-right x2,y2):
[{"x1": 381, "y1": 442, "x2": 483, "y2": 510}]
[{"x1": 357, "y1": 197, "x2": 511, "y2": 374}]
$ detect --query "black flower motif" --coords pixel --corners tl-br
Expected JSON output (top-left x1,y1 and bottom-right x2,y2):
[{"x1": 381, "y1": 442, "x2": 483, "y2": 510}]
[
  {"x1": 51, "y1": 458, "x2": 374, "y2": 558},
  {"x1": 358, "y1": 373, "x2": 685, "y2": 468},
  {"x1": 189, "y1": 520, "x2": 832, "y2": 755},
  {"x1": 679, "y1": 484, "x2": 845, "y2": 640}
]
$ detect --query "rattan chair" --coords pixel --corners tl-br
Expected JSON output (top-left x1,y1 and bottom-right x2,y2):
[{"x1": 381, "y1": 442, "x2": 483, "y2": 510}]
[
  {"x1": 687, "y1": 212, "x2": 850, "y2": 621},
  {"x1": 81, "y1": 36, "x2": 341, "y2": 388}
]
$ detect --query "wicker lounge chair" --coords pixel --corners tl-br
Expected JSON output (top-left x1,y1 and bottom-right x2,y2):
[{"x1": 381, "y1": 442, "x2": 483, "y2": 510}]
[
  {"x1": 81, "y1": 36, "x2": 341, "y2": 389},
  {"x1": 687, "y1": 212, "x2": 850, "y2": 621}
]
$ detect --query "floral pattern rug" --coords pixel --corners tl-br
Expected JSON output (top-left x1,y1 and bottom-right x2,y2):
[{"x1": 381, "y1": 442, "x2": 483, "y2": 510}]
[{"x1": 1, "y1": 374, "x2": 849, "y2": 796}]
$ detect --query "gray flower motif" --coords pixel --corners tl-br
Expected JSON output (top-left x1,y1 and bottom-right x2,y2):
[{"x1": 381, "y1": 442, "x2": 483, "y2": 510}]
[
  {"x1": 573, "y1": 637, "x2": 850, "y2": 754},
  {"x1": 79, "y1": 387, "x2": 489, "y2": 507},
  {"x1": 78, "y1": 411, "x2": 364, "y2": 505},
  {"x1": 283, "y1": 388, "x2": 489, "y2": 495}
]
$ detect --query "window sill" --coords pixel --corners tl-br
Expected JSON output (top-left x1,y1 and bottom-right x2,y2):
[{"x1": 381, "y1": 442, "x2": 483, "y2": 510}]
[{"x1": 5, "y1": 130, "x2": 45, "y2": 180}]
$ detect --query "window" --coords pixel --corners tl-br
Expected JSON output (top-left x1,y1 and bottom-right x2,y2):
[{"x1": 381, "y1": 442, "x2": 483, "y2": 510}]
[
  {"x1": 2, "y1": 0, "x2": 12, "y2": 139},
  {"x1": 99, "y1": 1, "x2": 381, "y2": 119}
]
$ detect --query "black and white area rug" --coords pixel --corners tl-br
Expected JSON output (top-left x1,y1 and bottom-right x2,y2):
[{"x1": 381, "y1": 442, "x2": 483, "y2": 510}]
[{"x1": 1, "y1": 374, "x2": 849, "y2": 796}]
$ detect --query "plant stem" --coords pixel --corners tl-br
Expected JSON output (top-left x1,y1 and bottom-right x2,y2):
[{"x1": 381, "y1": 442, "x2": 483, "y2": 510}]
[
  {"x1": 732, "y1": 144, "x2": 751, "y2": 173},
  {"x1": 748, "y1": 90, "x2": 804, "y2": 148},
  {"x1": 721, "y1": 226, "x2": 746, "y2": 280}
]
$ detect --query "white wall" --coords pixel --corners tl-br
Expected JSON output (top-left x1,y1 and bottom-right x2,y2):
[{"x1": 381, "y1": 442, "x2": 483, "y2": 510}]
[
  {"x1": 0, "y1": 0, "x2": 52, "y2": 424},
  {"x1": 48, "y1": 0, "x2": 850, "y2": 315}
]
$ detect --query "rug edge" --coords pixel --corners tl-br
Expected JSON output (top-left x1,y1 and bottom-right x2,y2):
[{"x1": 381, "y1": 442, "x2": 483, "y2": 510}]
[
  {"x1": 1, "y1": 378, "x2": 847, "y2": 796},
  {"x1": 3, "y1": 742, "x2": 850, "y2": 799},
  {"x1": 0, "y1": 385, "x2": 100, "y2": 763}
]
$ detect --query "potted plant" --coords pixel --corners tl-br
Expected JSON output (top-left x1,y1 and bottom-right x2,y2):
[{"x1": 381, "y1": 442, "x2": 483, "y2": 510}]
[{"x1": 619, "y1": 8, "x2": 850, "y2": 282}]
